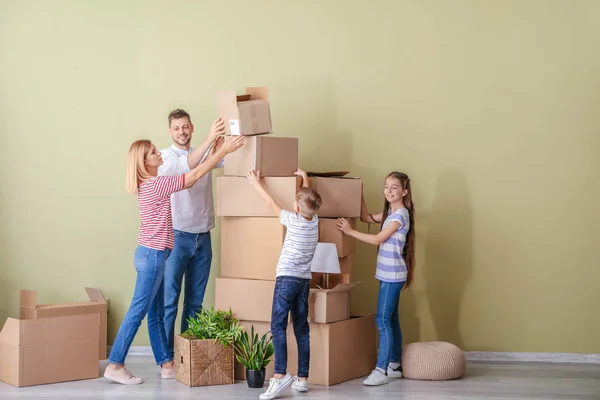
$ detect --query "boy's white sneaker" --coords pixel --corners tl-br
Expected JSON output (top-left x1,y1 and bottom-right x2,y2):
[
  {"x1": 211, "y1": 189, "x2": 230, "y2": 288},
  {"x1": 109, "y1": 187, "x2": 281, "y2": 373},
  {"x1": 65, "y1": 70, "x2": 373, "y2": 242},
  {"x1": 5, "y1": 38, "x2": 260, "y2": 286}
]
[
  {"x1": 104, "y1": 366, "x2": 143, "y2": 385},
  {"x1": 387, "y1": 365, "x2": 403, "y2": 378},
  {"x1": 259, "y1": 373, "x2": 293, "y2": 400},
  {"x1": 291, "y1": 376, "x2": 308, "y2": 392},
  {"x1": 363, "y1": 368, "x2": 389, "y2": 386}
]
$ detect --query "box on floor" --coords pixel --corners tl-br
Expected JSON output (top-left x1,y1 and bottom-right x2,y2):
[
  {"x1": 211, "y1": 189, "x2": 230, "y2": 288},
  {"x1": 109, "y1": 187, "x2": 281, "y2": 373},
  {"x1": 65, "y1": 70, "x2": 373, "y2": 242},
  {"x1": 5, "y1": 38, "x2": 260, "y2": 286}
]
[
  {"x1": 0, "y1": 313, "x2": 100, "y2": 387},
  {"x1": 286, "y1": 315, "x2": 377, "y2": 386},
  {"x1": 19, "y1": 287, "x2": 107, "y2": 360}
]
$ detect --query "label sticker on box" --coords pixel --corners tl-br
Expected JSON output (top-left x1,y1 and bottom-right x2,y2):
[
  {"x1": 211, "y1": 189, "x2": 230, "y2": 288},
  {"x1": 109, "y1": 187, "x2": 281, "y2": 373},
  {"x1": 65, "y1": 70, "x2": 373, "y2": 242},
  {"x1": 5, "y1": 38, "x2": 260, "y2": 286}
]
[{"x1": 229, "y1": 119, "x2": 240, "y2": 135}]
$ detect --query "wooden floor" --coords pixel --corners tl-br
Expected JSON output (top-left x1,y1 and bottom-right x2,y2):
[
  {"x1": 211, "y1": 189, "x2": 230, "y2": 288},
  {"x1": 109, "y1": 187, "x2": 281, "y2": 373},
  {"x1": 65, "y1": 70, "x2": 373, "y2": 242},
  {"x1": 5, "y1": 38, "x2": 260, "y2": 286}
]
[{"x1": 1, "y1": 356, "x2": 599, "y2": 399}]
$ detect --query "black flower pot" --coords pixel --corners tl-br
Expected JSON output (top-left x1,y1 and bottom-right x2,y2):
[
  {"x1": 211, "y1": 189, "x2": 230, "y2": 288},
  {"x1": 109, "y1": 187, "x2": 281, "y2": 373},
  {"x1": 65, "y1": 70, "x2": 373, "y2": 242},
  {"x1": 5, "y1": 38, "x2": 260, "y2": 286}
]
[{"x1": 246, "y1": 368, "x2": 266, "y2": 388}]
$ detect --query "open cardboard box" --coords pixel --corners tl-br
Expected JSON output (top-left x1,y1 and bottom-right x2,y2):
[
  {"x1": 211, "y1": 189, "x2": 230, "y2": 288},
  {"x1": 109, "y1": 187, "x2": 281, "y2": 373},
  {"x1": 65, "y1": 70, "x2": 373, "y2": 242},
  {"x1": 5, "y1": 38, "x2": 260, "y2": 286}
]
[
  {"x1": 217, "y1": 86, "x2": 272, "y2": 136},
  {"x1": 0, "y1": 313, "x2": 100, "y2": 387},
  {"x1": 224, "y1": 136, "x2": 298, "y2": 177},
  {"x1": 286, "y1": 314, "x2": 377, "y2": 386},
  {"x1": 20, "y1": 287, "x2": 108, "y2": 360},
  {"x1": 309, "y1": 281, "x2": 360, "y2": 324}
]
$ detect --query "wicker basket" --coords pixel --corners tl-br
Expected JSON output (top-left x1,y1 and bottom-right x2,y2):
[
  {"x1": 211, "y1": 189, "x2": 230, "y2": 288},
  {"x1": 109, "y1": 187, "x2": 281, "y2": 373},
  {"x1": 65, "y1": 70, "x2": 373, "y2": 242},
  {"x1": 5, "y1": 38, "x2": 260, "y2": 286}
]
[{"x1": 174, "y1": 334, "x2": 235, "y2": 387}]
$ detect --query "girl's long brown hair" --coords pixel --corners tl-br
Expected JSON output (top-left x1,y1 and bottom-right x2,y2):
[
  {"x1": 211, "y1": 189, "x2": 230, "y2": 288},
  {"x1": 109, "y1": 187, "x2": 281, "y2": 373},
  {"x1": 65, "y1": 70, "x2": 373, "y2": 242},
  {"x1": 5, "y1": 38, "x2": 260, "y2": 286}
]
[{"x1": 381, "y1": 172, "x2": 415, "y2": 288}]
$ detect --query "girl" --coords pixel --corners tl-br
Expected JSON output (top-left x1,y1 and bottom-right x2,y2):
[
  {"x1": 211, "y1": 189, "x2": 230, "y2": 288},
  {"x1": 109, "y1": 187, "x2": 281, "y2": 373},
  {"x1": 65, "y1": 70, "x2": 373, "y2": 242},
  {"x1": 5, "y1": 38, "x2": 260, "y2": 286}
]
[
  {"x1": 337, "y1": 172, "x2": 415, "y2": 386},
  {"x1": 104, "y1": 135, "x2": 244, "y2": 385}
]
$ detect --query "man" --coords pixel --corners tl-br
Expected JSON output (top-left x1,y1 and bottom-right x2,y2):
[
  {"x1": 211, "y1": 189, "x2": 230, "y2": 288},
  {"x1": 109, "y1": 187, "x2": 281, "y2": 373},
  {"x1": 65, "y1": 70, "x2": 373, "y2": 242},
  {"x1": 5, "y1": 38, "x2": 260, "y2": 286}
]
[{"x1": 158, "y1": 109, "x2": 225, "y2": 357}]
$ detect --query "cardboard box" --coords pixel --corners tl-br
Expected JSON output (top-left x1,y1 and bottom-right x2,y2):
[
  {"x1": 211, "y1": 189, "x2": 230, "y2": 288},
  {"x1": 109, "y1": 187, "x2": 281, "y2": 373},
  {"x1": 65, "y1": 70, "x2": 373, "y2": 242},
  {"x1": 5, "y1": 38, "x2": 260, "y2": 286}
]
[
  {"x1": 217, "y1": 86, "x2": 272, "y2": 136},
  {"x1": 215, "y1": 278, "x2": 276, "y2": 322},
  {"x1": 234, "y1": 321, "x2": 274, "y2": 381},
  {"x1": 175, "y1": 335, "x2": 234, "y2": 387},
  {"x1": 310, "y1": 176, "x2": 362, "y2": 218},
  {"x1": 217, "y1": 176, "x2": 301, "y2": 217},
  {"x1": 224, "y1": 136, "x2": 298, "y2": 177},
  {"x1": 20, "y1": 287, "x2": 108, "y2": 360},
  {"x1": 308, "y1": 282, "x2": 360, "y2": 323},
  {"x1": 286, "y1": 315, "x2": 376, "y2": 386},
  {"x1": 221, "y1": 217, "x2": 284, "y2": 281},
  {"x1": 318, "y1": 218, "x2": 357, "y2": 257},
  {"x1": 0, "y1": 314, "x2": 100, "y2": 387}
]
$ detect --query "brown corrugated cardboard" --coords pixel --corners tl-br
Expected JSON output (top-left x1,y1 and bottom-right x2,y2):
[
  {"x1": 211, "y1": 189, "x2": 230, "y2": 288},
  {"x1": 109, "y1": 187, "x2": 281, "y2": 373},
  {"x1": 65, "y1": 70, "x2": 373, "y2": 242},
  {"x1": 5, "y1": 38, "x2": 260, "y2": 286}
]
[
  {"x1": 217, "y1": 86, "x2": 272, "y2": 136},
  {"x1": 224, "y1": 136, "x2": 298, "y2": 177},
  {"x1": 220, "y1": 217, "x2": 284, "y2": 281},
  {"x1": 308, "y1": 282, "x2": 360, "y2": 323},
  {"x1": 217, "y1": 177, "x2": 301, "y2": 217},
  {"x1": 310, "y1": 176, "x2": 362, "y2": 218},
  {"x1": 318, "y1": 218, "x2": 357, "y2": 257},
  {"x1": 286, "y1": 315, "x2": 377, "y2": 386},
  {"x1": 19, "y1": 287, "x2": 108, "y2": 360},
  {"x1": 215, "y1": 278, "x2": 276, "y2": 322},
  {"x1": 0, "y1": 314, "x2": 100, "y2": 387},
  {"x1": 234, "y1": 321, "x2": 274, "y2": 380}
]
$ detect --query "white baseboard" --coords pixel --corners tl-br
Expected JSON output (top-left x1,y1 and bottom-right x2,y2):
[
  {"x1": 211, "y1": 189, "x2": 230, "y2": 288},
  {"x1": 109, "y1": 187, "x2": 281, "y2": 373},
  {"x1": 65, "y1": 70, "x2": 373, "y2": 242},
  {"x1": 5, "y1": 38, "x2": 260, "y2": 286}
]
[{"x1": 107, "y1": 346, "x2": 600, "y2": 364}]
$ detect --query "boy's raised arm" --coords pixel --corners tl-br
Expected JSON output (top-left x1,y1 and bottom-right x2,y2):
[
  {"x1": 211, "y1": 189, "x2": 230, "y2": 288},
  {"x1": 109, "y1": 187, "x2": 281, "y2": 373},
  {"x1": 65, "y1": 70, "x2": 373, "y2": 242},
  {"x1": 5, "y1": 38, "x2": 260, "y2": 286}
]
[{"x1": 247, "y1": 170, "x2": 283, "y2": 217}]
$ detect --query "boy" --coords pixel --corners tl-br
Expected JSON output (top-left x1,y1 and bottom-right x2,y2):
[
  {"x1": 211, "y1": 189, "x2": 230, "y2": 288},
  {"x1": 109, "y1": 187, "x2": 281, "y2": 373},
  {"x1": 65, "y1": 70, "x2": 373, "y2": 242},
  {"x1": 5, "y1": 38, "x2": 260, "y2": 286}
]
[{"x1": 247, "y1": 168, "x2": 322, "y2": 400}]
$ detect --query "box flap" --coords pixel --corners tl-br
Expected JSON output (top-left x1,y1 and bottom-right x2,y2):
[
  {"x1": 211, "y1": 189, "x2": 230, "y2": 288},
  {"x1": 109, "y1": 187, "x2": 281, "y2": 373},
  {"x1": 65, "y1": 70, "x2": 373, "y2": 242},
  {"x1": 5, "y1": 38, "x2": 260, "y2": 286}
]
[
  {"x1": 236, "y1": 94, "x2": 251, "y2": 102},
  {"x1": 0, "y1": 318, "x2": 20, "y2": 344},
  {"x1": 245, "y1": 86, "x2": 269, "y2": 101},
  {"x1": 216, "y1": 89, "x2": 241, "y2": 135},
  {"x1": 20, "y1": 290, "x2": 38, "y2": 309},
  {"x1": 85, "y1": 287, "x2": 106, "y2": 304},
  {"x1": 307, "y1": 171, "x2": 349, "y2": 177},
  {"x1": 328, "y1": 282, "x2": 361, "y2": 293}
]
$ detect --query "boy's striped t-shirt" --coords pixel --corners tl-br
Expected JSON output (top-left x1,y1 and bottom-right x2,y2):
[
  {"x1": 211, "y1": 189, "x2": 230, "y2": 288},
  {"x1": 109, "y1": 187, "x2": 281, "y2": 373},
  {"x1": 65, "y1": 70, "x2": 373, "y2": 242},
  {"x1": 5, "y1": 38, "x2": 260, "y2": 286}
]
[{"x1": 276, "y1": 210, "x2": 319, "y2": 279}]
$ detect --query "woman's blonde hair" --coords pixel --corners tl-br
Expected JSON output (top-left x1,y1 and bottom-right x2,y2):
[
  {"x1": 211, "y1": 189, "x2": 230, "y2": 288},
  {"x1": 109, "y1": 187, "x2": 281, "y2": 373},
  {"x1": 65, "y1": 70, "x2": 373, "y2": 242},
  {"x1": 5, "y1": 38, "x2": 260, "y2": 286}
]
[{"x1": 126, "y1": 139, "x2": 154, "y2": 194}]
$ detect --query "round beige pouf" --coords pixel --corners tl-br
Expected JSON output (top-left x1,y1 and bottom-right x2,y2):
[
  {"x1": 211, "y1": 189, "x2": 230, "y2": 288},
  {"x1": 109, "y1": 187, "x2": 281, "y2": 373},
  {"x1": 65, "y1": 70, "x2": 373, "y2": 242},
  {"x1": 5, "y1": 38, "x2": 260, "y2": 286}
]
[{"x1": 401, "y1": 341, "x2": 466, "y2": 380}]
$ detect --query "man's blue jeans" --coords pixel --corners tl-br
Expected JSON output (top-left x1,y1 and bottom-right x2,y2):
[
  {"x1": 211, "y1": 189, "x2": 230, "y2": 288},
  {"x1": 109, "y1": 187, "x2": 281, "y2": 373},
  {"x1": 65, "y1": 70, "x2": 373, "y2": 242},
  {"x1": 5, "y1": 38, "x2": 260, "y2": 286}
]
[{"x1": 163, "y1": 230, "x2": 212, "y2": 358}]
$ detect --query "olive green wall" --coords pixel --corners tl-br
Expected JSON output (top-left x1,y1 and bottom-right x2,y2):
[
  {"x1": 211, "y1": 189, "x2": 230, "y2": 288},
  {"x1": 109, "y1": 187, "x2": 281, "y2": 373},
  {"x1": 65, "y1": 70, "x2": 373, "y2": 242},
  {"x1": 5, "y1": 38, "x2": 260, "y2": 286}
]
[{"x1": 1, "y1": 0, "x2": 598, "y2": 353}]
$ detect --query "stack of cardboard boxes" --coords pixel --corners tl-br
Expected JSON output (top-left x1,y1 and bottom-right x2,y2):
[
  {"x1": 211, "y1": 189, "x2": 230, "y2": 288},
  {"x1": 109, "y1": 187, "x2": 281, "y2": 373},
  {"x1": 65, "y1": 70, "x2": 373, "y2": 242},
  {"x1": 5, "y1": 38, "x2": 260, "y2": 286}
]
[{"x1": 214, "y1": 87, "x2": 376, "y2": 386}]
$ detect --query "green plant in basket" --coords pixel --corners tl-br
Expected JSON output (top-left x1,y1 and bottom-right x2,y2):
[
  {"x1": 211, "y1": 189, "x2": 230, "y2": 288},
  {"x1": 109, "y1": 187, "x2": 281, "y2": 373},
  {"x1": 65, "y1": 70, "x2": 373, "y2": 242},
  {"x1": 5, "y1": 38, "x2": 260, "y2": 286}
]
[
  {"x1": 234, "y1": 325, "x2": 275, "y2": 371},
  {"x1": 182, "y1": 307, "x2": 243, "y2": 347}
]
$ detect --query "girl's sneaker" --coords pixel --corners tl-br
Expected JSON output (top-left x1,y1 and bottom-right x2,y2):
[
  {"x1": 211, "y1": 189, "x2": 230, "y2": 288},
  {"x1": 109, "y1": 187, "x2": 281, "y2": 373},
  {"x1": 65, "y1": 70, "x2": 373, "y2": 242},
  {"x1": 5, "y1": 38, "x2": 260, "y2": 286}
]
[
  {"x1": 291, "y1": 376, "x2": 308, "y2": 392},
  {"x1": 387, "y1": 365, "x2": 403, "y2": 378},
  {"x1": 363, "y1": 368, "x2": 389, "y2": 386}
]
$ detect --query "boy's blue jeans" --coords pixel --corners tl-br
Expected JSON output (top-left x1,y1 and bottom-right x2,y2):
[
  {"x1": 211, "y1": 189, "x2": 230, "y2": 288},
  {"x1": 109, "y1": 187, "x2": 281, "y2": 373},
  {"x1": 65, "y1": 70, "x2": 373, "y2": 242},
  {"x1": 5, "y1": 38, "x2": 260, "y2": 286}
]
[
  {"x1": 270, "y1": 276, "x2": 311, "y2": 378},
  {"x1": 376, "y1": 280, "x2": 405, "y2": 370},
  {"x1": 108, "y1": 245, "x2": 172, "y2": 366}
]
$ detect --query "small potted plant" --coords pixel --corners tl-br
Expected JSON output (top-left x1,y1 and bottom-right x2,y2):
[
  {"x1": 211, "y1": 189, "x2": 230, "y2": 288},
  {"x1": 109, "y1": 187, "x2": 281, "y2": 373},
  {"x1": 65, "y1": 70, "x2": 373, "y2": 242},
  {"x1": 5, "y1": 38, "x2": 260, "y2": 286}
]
[
  {"x1": 234, "y1": 326, "x2": 275, "y2": 388},
  {"x1": 175, "y1": 307, "x2": 243, "y2": 387}
]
